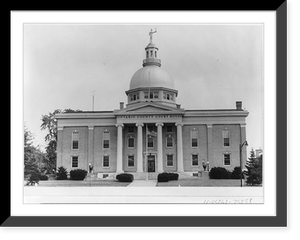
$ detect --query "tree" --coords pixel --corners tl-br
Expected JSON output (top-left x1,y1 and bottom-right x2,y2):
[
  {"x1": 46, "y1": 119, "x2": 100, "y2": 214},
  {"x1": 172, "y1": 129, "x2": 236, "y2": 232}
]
[
  {"x1": 244, "y1": 149, "x2": 262, "y2": 185},
  {"x1": 24, "y1": 126, "x2": 47, "y2": 178},
  {"x1": 24, "y1": 126, "x2": 39, "y2": 177},
  {"x1": 40, "y1": 109, "x2": 82, "y2": 173}
]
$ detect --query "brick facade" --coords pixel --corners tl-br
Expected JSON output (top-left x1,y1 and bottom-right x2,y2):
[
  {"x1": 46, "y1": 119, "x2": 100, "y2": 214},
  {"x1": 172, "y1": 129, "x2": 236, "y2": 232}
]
[{"x1": 56, "y1": 120, "x2": 247, "y2": 174}]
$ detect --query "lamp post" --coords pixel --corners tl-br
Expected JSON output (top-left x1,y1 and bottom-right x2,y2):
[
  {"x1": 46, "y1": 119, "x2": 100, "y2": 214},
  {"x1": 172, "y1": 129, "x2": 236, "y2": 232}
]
[{"x1": 239, "y1": 141, "x2": 248, "y2": 187}]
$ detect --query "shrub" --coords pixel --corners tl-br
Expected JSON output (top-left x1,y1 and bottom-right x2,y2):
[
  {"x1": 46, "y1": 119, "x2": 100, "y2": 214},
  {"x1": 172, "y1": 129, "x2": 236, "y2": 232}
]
[
  {"x1": 157, "y1": 172, "x2": 170, "y2": 182},
  {"x1": 157, "y1": 172, "x2": 179, "y2": 182},
  {"x1": 70, "y1": 169, "x2": 87, "y2": 180},
  {"x1": 39, "y1": 174, "x2": 49, "y2": 181},
  {"x1": 56, "y1": 166, "x2": 68, "y2": 180},
  {"x1": 27, "y1": 172, "x2": 40, "y2": 185},
  {"x1": 168, "y1": 172, "x2": 179, "y2": 181},
  {"x1": 116, "y1": 173, "x2": 134, "y2": 182},
  {"x1": 209, "y1": 167, "x2": 231, "y2": 179},
  {"x1": 231, "y1": 167, "x2": 244, "y2": 179}
]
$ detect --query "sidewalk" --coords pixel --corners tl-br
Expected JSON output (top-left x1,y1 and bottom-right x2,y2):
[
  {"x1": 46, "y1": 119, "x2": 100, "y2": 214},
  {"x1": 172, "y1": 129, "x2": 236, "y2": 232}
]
[{"x1": 127, "y1": 180, "x2": 157, "y2": 187}]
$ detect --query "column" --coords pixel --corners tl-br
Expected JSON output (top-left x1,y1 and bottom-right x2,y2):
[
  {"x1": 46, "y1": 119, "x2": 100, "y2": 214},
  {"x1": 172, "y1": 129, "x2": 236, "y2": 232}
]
[
  {"x1": 57, "y1": 126, "x2": 64, "y2": 167},
  {"x1": 240, "y1": 123, "x2": 247, "y2": 169},
  {"x1": 206, "y1": 124, "x2": 213, "y2": 169},
  {"x1": 116, "y1": 124, "x2": 124, "y2": 173},
  {"x1": 87, "y1": 126, "x2": 94, "y2": 171},
  {"x1": 156, "y1": 123, "x2": 164, "y2": 173},
  {"x1": 176, "y1": 122, "x2": 184, "y2": 172},
  {"x1": 136, "y1": 123, "x2": 144, "y2": 172}
]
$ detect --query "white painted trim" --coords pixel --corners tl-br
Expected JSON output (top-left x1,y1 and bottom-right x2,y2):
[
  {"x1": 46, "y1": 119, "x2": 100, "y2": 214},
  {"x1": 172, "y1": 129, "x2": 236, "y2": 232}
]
[
  {"x1": 127, "y1": 155, "x2": 135, "y2": 168},
  {"x1": 165, "y1": 154, "x2": 174, "y2": 167},
  {"x1": 223, "y1": 153, "x2": 232, "y2": 166},
  {"x1": 102, "y1": 155, "x2": 110, "y2": 168}
]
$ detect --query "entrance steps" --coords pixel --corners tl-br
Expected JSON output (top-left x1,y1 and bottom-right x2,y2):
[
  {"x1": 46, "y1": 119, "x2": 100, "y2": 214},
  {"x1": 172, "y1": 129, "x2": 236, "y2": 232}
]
[{"x1": 85, "y1": 172, "x2": 203, "y2": 181}]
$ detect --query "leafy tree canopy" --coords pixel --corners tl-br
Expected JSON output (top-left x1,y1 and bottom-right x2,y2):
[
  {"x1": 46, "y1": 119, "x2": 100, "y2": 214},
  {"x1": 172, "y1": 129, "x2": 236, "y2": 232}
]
[{"x1": 40, "y1": 109, "x2": 82, "y2": 172}]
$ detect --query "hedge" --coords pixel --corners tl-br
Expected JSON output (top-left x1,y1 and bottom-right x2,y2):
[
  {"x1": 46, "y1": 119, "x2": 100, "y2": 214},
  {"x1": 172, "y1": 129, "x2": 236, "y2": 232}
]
[
  {"x1": 157, "y1": 172, "x2": 179, "y2": 182},
  {"x1": 116, "y1": 173, "x2": 134, "y2": 182},
  {"x1": 231, "y1": 167, "x2": 244, "y2": 179},
  {"x1": 70, "y1": 169, "x2": 87, "y2": 180},
  {"x1": 209, "y1": 167, "x2": 231, "y2": 179}
]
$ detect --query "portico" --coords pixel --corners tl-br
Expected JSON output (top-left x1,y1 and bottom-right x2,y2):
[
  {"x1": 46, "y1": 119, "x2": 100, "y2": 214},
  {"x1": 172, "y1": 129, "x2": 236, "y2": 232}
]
[{"x1": 114, "y1": 107, "x2": 185, "y2": 174}]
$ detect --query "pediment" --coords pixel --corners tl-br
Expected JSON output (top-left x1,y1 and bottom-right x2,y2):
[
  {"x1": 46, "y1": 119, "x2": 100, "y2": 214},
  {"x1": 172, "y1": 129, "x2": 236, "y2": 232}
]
[
  {"x1": 114, "y1": 103, "x2": 184, "y2": 115},
  {"x1": 127, "y1": 105, "x2": 173, "y2": 113}
]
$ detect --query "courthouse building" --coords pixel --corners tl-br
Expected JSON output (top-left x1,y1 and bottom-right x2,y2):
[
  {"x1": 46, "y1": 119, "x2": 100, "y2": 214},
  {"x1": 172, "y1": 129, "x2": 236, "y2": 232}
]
[{"x1": 55, "y1": 31, "x2": 249, "y2": 179}]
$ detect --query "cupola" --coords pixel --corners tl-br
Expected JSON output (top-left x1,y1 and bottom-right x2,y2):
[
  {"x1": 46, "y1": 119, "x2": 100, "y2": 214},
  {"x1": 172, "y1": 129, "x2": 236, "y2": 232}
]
[{"x1": 126, "y1": 29, "x2": 178, "y2": 108}]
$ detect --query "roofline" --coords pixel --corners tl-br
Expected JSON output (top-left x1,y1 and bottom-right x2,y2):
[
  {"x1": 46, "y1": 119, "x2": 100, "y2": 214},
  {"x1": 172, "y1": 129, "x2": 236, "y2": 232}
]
[
  {"x1": 125, "y1": 87, "x2": 178, "y2": 96},
  {"x1": 184, "y1": 109, "x2": 249, "y2": 117},
  {"x1": 55, "y1": 111, "x2": 114, "y2": 119}
]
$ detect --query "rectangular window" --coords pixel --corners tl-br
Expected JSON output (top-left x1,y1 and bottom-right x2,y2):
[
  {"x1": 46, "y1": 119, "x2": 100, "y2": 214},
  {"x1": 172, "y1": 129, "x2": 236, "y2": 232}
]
[
  {"x1": 128, "y1": 126, "x2": 134, "y2": 133},
  {"x1": 148, "y1": 137, "x2": 154, "y2": 148},
  {"x1": 224, "y1": 154, "x2": 231, "y2": 165},
  {"x1": 103, "y1": 155, "x2": 110, "y2": 167},
  {"x1": 103, "y1": 131, "x2": 110, "y2": 149},
  {"x1": 166, "y1": 125, "x2": 173, "y2": 133},
  {"x1": 72, "y1": 132, "x2": 79, "y2": 150},
  {"x1": 128, "y1": 137, "x2": 135, "y2": 148},
  {"x1": 128, "y1": 155, "x2": 134, "y2": 167},
  {"x1": 191, "y1": 129, "x2": 198, "y2": 148},
  {"x1": 148, "y1": 125, "x2": 154, "y2": 132},
  {"x1": 72, "y1": 156, "x2": 78, "y2": 168},
  {"x1": 166, "y1": 136, "x2": 173, "y2": 148},
  {"x1": 166, "y1": 154, "x2": 173, "y2": 167},
  {"x1": 223, "y1": 130, "x2": 230, "y2": 147},
  {"x1": 192, "y1": 154, "x2": 199, "y2": 166}
]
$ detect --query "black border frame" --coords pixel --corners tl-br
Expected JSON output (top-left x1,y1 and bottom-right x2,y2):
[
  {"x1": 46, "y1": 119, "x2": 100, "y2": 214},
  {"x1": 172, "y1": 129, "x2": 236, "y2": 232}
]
[{"x1": 4, "y1": 1, "x2": 287, "y2": 227}]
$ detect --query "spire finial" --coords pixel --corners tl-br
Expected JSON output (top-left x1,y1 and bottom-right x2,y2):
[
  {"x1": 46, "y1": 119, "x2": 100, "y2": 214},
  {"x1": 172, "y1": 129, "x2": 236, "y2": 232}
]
[{"x1": 149, "y1": 28, "x2": 157, "y2": 43}]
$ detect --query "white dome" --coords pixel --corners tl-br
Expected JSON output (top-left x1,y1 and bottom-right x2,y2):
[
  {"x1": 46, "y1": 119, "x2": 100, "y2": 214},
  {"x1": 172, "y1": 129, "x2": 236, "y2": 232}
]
[{"x1": 130, "y1": 65, "x2": 174, "y2": 90}]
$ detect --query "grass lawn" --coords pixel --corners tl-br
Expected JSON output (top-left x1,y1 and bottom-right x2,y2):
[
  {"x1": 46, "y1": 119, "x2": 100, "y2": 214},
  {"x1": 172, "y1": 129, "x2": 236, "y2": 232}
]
[
  {"x1": 156, "y1": 178, "x2": 262, "y2": 187},
  {"x1": 26, "y1": 179, "x2": 131, "y2": 187}
]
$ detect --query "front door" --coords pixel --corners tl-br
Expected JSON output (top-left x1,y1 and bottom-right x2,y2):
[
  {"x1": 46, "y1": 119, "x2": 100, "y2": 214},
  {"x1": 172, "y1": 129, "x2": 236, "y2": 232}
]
[{"x1": 147, "y1": 155, "x2": 155, "y2": 172}]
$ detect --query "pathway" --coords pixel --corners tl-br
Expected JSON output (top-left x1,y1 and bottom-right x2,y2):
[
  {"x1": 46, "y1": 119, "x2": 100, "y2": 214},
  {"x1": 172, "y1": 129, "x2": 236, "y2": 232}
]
[{"x1": 127, "y1": 180, "x2": 157, "y2": 187}]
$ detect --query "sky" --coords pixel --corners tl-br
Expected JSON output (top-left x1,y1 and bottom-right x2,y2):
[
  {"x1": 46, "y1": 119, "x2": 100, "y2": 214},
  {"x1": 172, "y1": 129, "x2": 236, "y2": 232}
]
[{"x1": 23, "y1": 24, "x2": 263, "y2": 155}]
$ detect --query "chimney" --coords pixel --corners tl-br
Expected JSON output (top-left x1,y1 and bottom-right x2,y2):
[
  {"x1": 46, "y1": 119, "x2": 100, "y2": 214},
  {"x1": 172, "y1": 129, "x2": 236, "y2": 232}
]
[
  {"x1": 236, "y1": 101, "x2": 242, "y2": 110},
  {"x1": 120, "y1": 102, "x2": 124, "y2": 109}
]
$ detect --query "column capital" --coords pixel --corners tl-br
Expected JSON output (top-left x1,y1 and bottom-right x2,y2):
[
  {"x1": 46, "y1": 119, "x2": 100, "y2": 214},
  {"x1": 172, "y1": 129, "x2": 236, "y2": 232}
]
[
  {"x1": 240, "y1": 123, "x2": 247, "y2": 128},
  {"x1": 175, "y1": 122, "x2": 184, "y2": 127},
  {"x1": 136, "y1": 123, "x2": 144, "y2": 127},
  {"x1": 88, "y1": 126, "x2": 94, "y2": 130},
  {"x1": 206, "y1": 124, "x2": 213, "y2": 128},
  {"x1": 115, "y1": 123, "x2": 124, "y2": 128},
  {"x1": 57, "y1": 126, "x2": 64, "y2": 131},
  {"x1": 155, "y1": 122, "x2": 164, "y2": 127}
]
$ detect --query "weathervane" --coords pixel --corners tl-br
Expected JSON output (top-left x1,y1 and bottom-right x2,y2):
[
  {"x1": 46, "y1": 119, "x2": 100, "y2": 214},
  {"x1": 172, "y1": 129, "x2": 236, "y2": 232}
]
[{"x1": 149, "y1": 28, "x2": 157, "y2": 43}]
